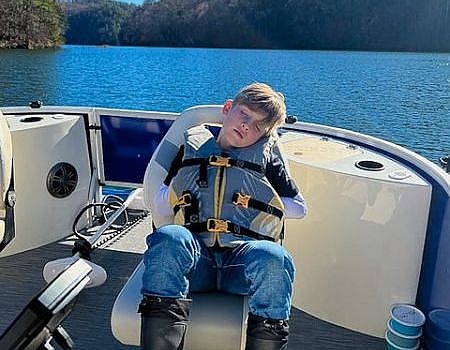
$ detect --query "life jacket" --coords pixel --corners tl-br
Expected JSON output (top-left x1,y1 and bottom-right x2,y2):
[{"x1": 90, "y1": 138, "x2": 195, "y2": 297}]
[{"x1": 168, "y1": 125, "x2": 285, "y2": 247}]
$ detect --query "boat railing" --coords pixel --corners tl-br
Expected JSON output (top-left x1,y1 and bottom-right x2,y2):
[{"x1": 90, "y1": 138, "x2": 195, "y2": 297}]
[{"x1": 439, "y1": 155, "x2": 449, "y2": 173}]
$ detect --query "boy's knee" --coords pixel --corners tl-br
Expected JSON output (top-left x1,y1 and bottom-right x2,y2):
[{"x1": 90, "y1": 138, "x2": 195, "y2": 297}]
[
  {"x1": 254, "y1": 241, "x2": 285, "y2": 260},
  {"x1": 254, "y1": 242, "x2": 295, "y2": 277},
  {"x1": 146, "y1": 225, "x2": 195, "y2": 250}
]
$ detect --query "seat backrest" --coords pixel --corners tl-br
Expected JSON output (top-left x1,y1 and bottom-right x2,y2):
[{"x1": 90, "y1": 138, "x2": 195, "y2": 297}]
[
  {"x1": 143, "y1": 105, "x2": 223, "y2": 227},
  {"x1": 0, "y1": 111, "x2": 12, "y2": 243}
]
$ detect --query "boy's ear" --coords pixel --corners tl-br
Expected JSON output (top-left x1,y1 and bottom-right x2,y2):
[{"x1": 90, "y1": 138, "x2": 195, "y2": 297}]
[{"x1": 222, "y1": 99, "x2": 233, "y2": 114}]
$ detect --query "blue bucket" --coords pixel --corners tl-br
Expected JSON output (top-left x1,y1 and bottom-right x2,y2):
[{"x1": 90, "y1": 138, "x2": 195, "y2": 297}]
[
  {"x1": 424, "y1": 308, "x2": 450, "y2": 349},
  {"x1": 390, "y1": 304, "x2": 426, "y2": 336},
  {"x1": 385, "y1": 330, "x2": 420, "y2": 350},
  {"x1": 424, "y1": 331, "x2": 450, "y2": 350},
  {"x1": 427, "y1": 309, "x2": 450, "y2": 342},
  {"x1": 387, "y1": 319, "x2": 421, "y2": 348}
]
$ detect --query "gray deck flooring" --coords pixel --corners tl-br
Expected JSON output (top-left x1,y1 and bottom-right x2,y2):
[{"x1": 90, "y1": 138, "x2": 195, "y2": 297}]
[{"x1": 0, "y1": 215, "x2": 385, "y2": 349}]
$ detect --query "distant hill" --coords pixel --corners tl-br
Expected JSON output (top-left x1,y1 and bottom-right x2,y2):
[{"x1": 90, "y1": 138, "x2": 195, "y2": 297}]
[
  {"x1": 2, "y1": 0, "x2": 449, "y2": 52},
  {"x1": 64, "y1": 0, "x2": 450, "y2": 52},
  {"x1": 62, "y1": 0, "x2": 135, "y2": 45},
  {"x1": 0, "y1": 0, "x2": 65, "y2": 49}
]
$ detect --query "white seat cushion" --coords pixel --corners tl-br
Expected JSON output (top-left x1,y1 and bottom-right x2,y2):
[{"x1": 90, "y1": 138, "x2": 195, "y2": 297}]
[{"x1": 111, "y1": 261, "x2": 248, "y2": 349}]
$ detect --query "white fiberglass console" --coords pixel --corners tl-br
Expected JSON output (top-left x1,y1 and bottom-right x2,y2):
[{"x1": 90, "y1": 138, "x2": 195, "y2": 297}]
[
  {"x1": 0, "y1": 114, "x2": 91, "y2": 257},
  {"x1": 280, "y1": 130, "x2": 431, "y2": 338}
]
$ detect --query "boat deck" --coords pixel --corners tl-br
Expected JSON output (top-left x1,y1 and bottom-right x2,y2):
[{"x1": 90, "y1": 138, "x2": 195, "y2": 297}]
[{"x1": 0, "y1": 214, "x2": 385, "y2": 349}]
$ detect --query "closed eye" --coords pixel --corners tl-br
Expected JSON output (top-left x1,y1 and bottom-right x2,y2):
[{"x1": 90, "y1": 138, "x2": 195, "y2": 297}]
[{"x1": 255, "y1": 121, "x2": 267, "y2": 133}]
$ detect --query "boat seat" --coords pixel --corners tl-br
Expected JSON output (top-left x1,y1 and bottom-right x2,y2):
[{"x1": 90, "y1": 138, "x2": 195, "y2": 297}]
[
  {"x1": 111, "y1": 105, "x2": 249, "y2": 349},
  {"x1": 143, "y1": 105, "x2": 225, "y2": 227},
  {"x1": 0, "y1": 111, "x2": 13, "y2": 249},
  {"x1": 111, "y1": 262, "x2": 248, "y2": 349}
]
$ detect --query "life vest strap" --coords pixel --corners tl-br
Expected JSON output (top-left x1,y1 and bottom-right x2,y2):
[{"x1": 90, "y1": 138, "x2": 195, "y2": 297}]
[
  {"x1": 232, "y1": 192, "x2": 284, "y2": 219},
  {"x1": 196, "y1": 161, "x2": 208, "y2": 188},
  {"x1": 173, "y1": 192, "x2": 193, "y2": 212},
  {"x1": 186, "y1": 218, "x2": 275, "y2": 242},
  {"x1": 173, "y1": 191, "x2": 199, "y2": 224},
  {"x1": 181, "y1": 155, "x2": 265, "y2": 174},
  {"x1": 182, "y1": 155, "x2": 265, "y2": 189}
]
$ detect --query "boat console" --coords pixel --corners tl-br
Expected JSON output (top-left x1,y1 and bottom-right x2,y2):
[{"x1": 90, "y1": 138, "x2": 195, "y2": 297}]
[
  {"x1": 0, "y1": 113, "x2": 91, "y2": 257},
  {"x1": 280, "y1": 129, "x2": 431, "y2": 337}
]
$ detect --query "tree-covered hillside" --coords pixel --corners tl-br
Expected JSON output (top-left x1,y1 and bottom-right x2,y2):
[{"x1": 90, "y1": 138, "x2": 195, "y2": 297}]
[
  {"x1": 0, "y1": 0, "x2": 65, "y2": 49},
  {"x1": 62, "y1": 0, "x2": 135, "y2": 45},
  {"x1": 117, "y1": 0, "x2": 450, "y2": 52},
  {"x1": 1, "y1": 0, "x2": 449, "y2": 51}
]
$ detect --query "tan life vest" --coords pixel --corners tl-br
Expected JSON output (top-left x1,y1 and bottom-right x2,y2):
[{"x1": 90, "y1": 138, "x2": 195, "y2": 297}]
[{"x1": 168, "y1": 125, "x2": 285, "y2": 247}]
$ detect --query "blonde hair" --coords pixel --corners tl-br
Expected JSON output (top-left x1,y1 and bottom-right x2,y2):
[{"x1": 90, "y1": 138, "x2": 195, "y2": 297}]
[{"x1": 233, "y1": 82, "x2": 286, "y2": 135}]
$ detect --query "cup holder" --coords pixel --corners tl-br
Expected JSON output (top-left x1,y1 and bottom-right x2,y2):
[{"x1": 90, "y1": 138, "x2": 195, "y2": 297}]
[
  {"x1": 20, "y1": 116, "x2": 43, "y2": 123},
  {"x1": 355, "y1": 160, "x2": 384, "y2": 171}
]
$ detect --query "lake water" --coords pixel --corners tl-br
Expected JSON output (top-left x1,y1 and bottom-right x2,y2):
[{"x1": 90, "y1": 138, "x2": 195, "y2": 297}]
[{"x1": 0, "y1": 45, "x2": 449, "y2": 163}]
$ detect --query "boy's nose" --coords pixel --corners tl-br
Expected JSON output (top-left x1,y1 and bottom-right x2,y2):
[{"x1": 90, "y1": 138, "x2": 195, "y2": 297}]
[{"x1": 241, "y1": 121, "x2": 249, "y2": 131}]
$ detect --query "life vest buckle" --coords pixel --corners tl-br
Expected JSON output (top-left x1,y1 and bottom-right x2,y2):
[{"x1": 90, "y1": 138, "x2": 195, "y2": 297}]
[
  {"x1": 176, "y1": 193, "x2": 192, "y2": 207},
  {"x1": 206, "y1": 218, "x2": 230, "y2": 233},
  {"x1": 232, "y1": 192, "x2": 251, "y2": 208},
  {"x1": 209, "y1": 155, "x2": 230, "y2": 167}
]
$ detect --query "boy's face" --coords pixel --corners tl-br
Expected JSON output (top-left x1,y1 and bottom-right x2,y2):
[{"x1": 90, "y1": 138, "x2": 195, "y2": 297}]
[{"x1": 218, "y1": 100, "x2": 267, "y2": 149}]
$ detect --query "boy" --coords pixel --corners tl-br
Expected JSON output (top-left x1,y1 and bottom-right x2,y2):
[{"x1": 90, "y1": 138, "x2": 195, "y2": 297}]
[{"x1": 139, "y1": 83, "x2": 307, "y2": 350}]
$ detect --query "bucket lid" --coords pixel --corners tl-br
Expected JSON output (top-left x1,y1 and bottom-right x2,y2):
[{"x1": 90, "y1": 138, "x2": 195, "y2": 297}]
[
  {"x1": 427, "y1": 309, "x2": 450, "y2": 342},
  {"x1": 390, "y1": 304, "x2": 426, "y2": 327}
]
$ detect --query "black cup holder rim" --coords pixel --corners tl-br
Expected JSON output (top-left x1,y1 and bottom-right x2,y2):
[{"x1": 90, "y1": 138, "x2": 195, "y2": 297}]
[
  {"x1": 20, "y1": 116, "x2": 44, "y2": 123},
  {"x1": 355, "y1": 160, "x2": 385, "y2": 171}
]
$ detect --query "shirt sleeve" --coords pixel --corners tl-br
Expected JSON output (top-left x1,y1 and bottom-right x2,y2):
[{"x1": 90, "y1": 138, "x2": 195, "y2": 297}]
[
  {"x1": 265, "y1": 152, "x2": 299, "y2": 197},
  {"x1": 153, "y1": 184, "x2": 172, "y2": 217},
  {"x1": 154, "y1": 146, "x2": 185, "y2": 217},
  {"x1": 266, "y1": 152, "x2": 308, "y2": 219},
  {"x1": 282, "y1": 194, "x2": 307, "y2": 219}
]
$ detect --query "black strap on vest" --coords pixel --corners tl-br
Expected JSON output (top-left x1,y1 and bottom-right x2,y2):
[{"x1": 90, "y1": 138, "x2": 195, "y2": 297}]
[
  {"x1": 182, "y1": 155, "x2": 264, "y2": 173},
  {"x1": 173, "y1": 193, "x2": 276, "y2": 242},
  {"x1": 181, "y1": 154, "x2": 265, "y2": 189},
  {"x1": 232, "y1": 192, "x2": 283, "y2": 219},
  {"x1": 196, "y1": 161, "x2": 208, "y2": 188},
  {"x1": 186, "y1": 218, "x2": 275, "y2": 242}
]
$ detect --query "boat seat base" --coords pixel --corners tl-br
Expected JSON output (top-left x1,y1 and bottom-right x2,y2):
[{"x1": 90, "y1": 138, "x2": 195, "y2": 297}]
[{"x1": 111, "y1": 261, "x2": 248, "y2": 350}]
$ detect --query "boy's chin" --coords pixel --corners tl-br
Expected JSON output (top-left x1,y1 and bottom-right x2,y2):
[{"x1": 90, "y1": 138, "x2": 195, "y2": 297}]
[{"x1": 232, "y1": 140, "x2": 256, "y2": 148}]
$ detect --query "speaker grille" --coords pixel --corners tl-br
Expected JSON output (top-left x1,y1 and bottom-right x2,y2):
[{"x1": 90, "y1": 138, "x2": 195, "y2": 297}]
[{"x1": 47, "y1": 162, "x2": 78, "y2": 198}]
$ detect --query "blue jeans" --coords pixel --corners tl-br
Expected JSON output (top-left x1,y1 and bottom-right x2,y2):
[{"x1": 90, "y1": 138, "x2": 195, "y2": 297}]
[{"x1": 141, "y1": 224, "x2": 295, "y2": 320}]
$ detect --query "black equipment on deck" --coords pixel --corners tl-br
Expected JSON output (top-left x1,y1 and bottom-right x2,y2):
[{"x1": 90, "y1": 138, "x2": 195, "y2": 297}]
[{"x1": 0, "y1": 259, "x2": 92, "y2": 349}]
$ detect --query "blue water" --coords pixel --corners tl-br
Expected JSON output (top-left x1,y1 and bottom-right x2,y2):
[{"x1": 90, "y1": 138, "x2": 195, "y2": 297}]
[{"x1": 0, "y1": 45, "x2": 449, "y2": 163}]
